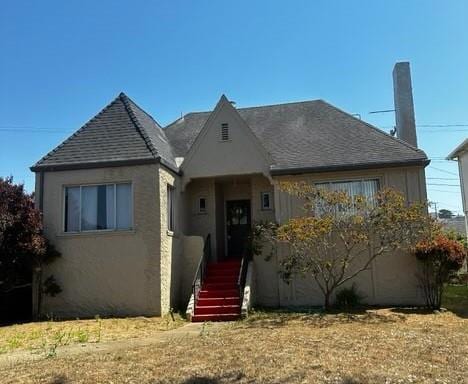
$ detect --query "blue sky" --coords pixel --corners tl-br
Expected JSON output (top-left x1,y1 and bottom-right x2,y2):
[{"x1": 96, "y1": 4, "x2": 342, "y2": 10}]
[{"x1": 1, "y1": 0, "x2": 467, "y2": 215}]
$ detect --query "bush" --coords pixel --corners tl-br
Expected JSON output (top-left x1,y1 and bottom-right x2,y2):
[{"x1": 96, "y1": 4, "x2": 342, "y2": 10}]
[
  {"x1": 335, "y1": 284, "x2": 364, "y2": 309},
  {"x1": 413, "y1": 234, "x2": 466, "y2": 309}
]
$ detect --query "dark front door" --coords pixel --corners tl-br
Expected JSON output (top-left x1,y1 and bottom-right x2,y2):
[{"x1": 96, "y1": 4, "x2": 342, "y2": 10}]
[{"x1": 226, "y1": 200, "x2": 251, "y2": 258}]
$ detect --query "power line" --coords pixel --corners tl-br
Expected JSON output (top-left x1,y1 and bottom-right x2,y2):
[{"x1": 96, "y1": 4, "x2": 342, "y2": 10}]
[
  {"x1": 427, "y1": 183, "x2": 460, "y2": 187},
  {"x1": 427, "y1": 177, "x2": 459, "y2": 181},
  {"x1": 428, "y1": 166, "x2": 459, "y2": 176},
  {"x1": 427, "y1": 188, "x2": 461, "y2": 194}
]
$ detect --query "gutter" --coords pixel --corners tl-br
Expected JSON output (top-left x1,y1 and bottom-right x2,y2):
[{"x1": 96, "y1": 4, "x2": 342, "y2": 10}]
[
  {"x1": 270, "y1": 159, "x2": 430, "y2": 176},
  {"x1": 30, "y1": 157, "x2": 182, "y2": 176}
]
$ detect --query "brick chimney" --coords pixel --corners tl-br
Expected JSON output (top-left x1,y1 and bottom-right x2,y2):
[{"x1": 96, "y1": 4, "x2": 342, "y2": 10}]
[{"x1": 393, "y1": 62, "x2": 417, "y2": 147}]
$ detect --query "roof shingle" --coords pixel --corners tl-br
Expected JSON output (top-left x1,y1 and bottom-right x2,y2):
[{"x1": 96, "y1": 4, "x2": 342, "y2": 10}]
[
  {"x1": 164, "y1": 99, "x2": 428, "y2": 173},
  {"x1": 31, "y1": 93, "x2": 177, "y2": 172}
]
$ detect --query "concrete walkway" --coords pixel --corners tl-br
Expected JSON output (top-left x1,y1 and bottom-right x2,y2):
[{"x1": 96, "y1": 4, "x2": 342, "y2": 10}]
[{"x1": 0, "y1": 322, "x2": 219, "y2": 368}]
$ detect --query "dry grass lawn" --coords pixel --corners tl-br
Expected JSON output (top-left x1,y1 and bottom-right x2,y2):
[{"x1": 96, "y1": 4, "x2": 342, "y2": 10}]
[
  {"x1": 0, "y1": 314, "x2": 184, "y2": 355},
  {"x1": 2, "y1": 308, "x2": 467, "y2": 384}
]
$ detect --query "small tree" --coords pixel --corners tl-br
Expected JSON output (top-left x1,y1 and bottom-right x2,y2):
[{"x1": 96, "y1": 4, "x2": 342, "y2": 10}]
[
  {"x1": 413, "y1": 234, "x2": 466, "y2": 309},
  {"x1": 255, "y1": 182, "x2": 434, "y2": 310},
  {"x1": 438, "y1": 209, "x2": 454, "y2": 219},
  {"x1": 0, "y1": 177, "x2": 61, "y2": 318}
]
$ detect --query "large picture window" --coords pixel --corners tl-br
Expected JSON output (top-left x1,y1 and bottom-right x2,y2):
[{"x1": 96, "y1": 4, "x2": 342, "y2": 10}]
[
  {"x1": 315, "y1": 179, "x2": 379, "y2": 214},
  {"x1": 316, "y1": 179, "x2": 379, "y2": 199},
  {"x1": 64, "y1": 183, "x2": 132, "y2": 232}
]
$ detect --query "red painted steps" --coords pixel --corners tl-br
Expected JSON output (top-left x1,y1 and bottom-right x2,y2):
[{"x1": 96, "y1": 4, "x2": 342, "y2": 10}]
[{"x1": 192, "y1": 259, "x2": 242, "y2": 322}]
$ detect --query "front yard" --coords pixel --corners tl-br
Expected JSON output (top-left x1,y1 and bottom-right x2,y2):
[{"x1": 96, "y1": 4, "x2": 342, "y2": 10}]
[
  {"x1": 0, "y1": 314, "x2": 184, "y2": 356},
  {"x1": 1, "y1": 286, "x2": 467, "y2": 383}
]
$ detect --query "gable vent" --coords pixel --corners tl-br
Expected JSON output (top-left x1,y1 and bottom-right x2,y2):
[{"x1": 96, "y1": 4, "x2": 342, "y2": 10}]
[{"x1": 221, "y1": 123, "x2": 229, "y2": 141}]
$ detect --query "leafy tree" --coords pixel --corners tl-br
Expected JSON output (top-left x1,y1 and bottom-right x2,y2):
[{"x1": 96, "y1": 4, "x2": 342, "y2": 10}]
[
  {"x1": 438, "y1": 209, "x2": 454, "y2": 219},
  {"x1": 413, "y1": 234, "x2": 466, "y2": 309},
  {"x1": 255, "y1": 182, "x2": 435, "y2": 310},
  {"x1": 0, "y1": 176, "x2": 61, "y2": 317}
]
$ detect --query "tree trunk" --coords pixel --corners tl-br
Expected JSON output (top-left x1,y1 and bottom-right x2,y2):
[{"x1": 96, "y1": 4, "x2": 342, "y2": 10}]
[
  {"x1": 324, "y1": 291, "x2": 331, "y2": 311},
  {"x1": 33, "y1": 267, "x2": 43, "y2": 320}
]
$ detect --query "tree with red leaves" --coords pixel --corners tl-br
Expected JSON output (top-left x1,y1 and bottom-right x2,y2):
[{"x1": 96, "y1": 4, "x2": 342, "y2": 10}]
[
  {"x1": 0, "y1": 176, "x2": 61, "y2": 317},
  {"x1": 414, "y1": 234, "x2": 466, "y2": 309}
]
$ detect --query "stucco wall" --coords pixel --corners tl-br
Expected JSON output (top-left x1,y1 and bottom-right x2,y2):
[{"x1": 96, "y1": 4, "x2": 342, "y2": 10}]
[
  {"x1": 181, "y1": 99, "x2": 270, "y2": 183},
  {"x1": 254, "y1": 165, "x2": 428, "y2": 307},
  {"x1": 158, "y1": 166, "x2": 184, "y2": 313},
  {"x1": 37, "y1": 164, "x2": 163, "y2": 318}
]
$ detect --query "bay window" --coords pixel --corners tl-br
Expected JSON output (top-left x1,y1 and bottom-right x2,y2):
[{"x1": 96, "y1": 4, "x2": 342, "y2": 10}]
[{"x1": 64, "y1": 183, "x2": 132, "y2": 232}]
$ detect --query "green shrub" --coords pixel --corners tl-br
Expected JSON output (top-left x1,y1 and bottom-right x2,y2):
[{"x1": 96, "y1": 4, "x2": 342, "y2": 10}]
[{"x1": 335, "y1": 284, "x2": 364, "y2": 309}]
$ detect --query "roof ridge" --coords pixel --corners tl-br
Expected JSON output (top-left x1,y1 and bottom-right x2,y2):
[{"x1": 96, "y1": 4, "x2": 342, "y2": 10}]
[
  {"x1": 318, "y1": 100, "x2": 427, "y2": 157},
  {"x1": 237, "y1": 99, "x2": 322, "y2": 111},
  {"x1": 119, "y1": 93, "x2": 159, "y2": 159},
  {"x1": 34, "y1": 93, "x2": 123, "y2": 167},
  {"x1": 164, "y1": 99, "x2": 323, "y2": 130}
]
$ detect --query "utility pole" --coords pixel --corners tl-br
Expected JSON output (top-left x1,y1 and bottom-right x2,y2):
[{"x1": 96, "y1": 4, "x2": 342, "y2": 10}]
[{"x1": 430, "y1": 201, "x2": 438, "y2": 219}]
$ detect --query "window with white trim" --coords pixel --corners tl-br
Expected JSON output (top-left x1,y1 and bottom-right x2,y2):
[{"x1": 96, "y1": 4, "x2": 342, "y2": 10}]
[
  {"x1": 221, "y1": 123, "x2": 229, "y2": 141},
  {"x1": 198, "y1": 197, "x2": 207, "y2": 214},
  {"x1": 167, "y1": 185, "x2": 175, "y2": 232},
  {"x1": 315, "y1": 179, "x2": 379, "y2": 214},
  {"x1": 316, "y1": 179, "x2": 379, "y2": 199},
  {"x1": 64, "y1": 183, "x2": 132, "y2": 232},
  {"x1": 261, "y1": 192, "x2": 272, "y2": 210}
]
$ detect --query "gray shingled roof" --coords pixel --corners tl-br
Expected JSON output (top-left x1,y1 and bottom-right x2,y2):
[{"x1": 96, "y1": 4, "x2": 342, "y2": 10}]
[
  {"x1": 165, "y1": 99, "x2": 428, "y2": 173},
  {"x1": 31, "y1": 93, "x2": 177, "y2": 172}
]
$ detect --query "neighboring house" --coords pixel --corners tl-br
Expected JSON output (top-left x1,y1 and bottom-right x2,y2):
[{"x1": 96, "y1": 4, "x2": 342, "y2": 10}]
[
  {"x1": 447, "y1": 138, "x2": 468, "y2": 239},
  {"x1": 31, "y1": 62, "x2": 429, "y2": 320}
]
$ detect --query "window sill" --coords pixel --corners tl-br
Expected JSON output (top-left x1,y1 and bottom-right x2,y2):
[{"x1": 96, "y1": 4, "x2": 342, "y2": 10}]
[{"x1": 57, "y1": 229, "x2": 136, "y2": 238}]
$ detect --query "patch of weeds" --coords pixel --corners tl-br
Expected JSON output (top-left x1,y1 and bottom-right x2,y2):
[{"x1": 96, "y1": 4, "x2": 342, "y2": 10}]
[
  {"x1": 7, "y1": 335, "x2": 23, "y2": 350},
  {"x1": 75, "y1": 329, "x2": 89, "y2": 343}
]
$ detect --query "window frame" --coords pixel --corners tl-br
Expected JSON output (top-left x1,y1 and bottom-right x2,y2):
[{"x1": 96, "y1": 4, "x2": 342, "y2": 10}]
[
  {"x1": 314, "y1": 177, "x2": 381, "y2": 214},
  {"x1": 62, "y1": 182, "x2": 133, "y2": 234},
  {"x1": 167, "y1": 184, "x2": 175, "y2": 233},
  {"x1": 198, "y1": 196, "x2": 207, "y2": 214},
  {"x1": 260, "y1": 191, "x2": 273, "y2": 210}
]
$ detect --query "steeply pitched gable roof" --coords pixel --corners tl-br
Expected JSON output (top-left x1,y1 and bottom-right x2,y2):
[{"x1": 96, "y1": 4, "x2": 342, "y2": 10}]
[
  {"x1": 31, "y1": 93, "x2": 177, "y2": 172},
  {"x1": 165, "y1": 99, "x2": 428, "y2": 174}
]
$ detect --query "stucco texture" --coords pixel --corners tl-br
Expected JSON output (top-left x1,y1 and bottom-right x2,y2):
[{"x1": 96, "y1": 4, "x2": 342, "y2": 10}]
[
  {"x1": 38, "y1": 164, "x2": 163, "y2": 318},
  {"x1": 254, "y1": 166, "x2": 428, "y2": 307}
]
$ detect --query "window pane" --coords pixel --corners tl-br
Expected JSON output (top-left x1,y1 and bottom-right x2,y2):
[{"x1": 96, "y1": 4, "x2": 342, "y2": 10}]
[
  {"x1": 116, "y1": 184, "x2": 132, "y2": 229},
  {"x1": 199, "y1": 198, "x2": 206, "y2": 212},
  {"x1": 81, "y1": 186, "x2": 98, "y2": 230},
  {"x1": 167, "y1": 185, "x2": 174, "y2": 231},
  {"x1": 65, "y1": 187, "x2": 80, "y2": 232},
  {"x1": 95, "y1": 185, "x2": 114, "y2": 230},
  {"x1": 262, "y1": 193, "x2": 270, "y2": 209}
]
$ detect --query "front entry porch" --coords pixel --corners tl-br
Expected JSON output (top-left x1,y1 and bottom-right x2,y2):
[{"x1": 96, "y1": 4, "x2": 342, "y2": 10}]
[
  {"x1": 182, "y1": 174, "x2": 275, "y2": 263},
  {"x1": 183, "y1": 174, "x2": 273, "y2": 321}
]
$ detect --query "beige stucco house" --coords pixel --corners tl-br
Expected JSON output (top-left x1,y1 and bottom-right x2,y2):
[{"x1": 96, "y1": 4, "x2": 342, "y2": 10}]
[{"x1": 31, "y1": 63, "x2": 430, "y2": 319}]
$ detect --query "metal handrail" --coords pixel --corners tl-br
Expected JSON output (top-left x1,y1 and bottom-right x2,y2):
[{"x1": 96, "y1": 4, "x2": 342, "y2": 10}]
[
  {"x1": 237, "y1": 253, "x2": 249, "y2": 305},
  {"x1": 192, "y1": 234, "x2": 211, "y2": 308}
]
